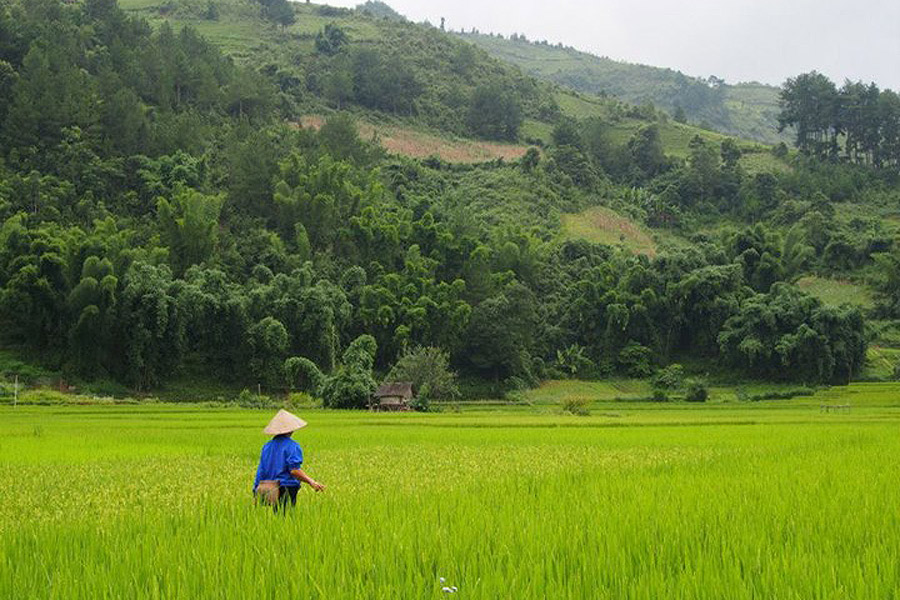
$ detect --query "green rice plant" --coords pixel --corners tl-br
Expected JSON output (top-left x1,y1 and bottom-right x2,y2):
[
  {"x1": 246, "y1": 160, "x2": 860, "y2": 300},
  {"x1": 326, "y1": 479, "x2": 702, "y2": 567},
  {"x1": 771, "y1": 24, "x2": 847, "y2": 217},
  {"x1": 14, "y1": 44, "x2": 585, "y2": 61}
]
[{"x1": 2, "y1": 389, "x2": 900, "y2": 598}]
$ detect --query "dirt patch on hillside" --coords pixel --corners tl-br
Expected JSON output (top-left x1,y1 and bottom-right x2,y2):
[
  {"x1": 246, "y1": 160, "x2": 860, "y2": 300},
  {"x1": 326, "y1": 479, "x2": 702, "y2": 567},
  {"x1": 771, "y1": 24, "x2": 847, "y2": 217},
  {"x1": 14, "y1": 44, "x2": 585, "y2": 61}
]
[
  {"x1": 562, "y1": 206, "x2": 657, "y2": 257},
  {"x1": 297, "y1": 115, "x2": 531, "y2": 163}
]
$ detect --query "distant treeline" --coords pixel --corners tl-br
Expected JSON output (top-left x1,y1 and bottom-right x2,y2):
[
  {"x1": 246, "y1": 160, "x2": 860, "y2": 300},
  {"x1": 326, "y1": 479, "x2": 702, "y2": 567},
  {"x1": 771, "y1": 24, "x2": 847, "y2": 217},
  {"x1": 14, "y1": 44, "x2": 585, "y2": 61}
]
[{"x1": 779, "y1": 72, "x2": 900, "y2": 169}]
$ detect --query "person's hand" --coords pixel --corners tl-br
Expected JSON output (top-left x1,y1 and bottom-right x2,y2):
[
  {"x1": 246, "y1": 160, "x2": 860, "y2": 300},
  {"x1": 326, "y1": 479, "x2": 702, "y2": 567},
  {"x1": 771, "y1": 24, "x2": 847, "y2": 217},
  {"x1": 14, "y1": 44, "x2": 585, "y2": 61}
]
[{"x1": 309, "y1": 480, "x2": 326, "y2": 492}]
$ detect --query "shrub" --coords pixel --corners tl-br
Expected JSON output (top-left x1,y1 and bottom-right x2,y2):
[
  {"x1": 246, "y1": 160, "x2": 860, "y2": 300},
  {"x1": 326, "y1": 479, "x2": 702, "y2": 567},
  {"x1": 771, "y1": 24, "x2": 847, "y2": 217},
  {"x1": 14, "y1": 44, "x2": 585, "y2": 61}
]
[
  {"x1": 236, "y1": 388, "x2": 272, "y2": 408},
  {"x1": 618, "y1": 342, "x2": 654, "y2": 378},
  {"x1": 652, "y1": 364, "x2": 685, "y2": 390},
  {"x1": 685, "y1": 380, "x2": 709, "y2": 403},
  {"x1": 561, "y1": 397, "x2": 591, "y2": 416},
  {"x1": 651, "y1": 389, "x2": 669, "y2": 402},
  {"x1": 554, "y1": 344, "x2": 594, "y2": 378}
]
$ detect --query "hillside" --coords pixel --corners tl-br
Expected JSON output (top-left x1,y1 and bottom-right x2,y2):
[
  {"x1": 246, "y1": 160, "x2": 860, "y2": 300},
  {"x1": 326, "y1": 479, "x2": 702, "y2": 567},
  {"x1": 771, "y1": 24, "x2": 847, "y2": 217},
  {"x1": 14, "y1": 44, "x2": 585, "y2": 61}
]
[
  {"x1": 117, "y1": 0, "x2": 775, "y2": 165},
  {"x1": 456, "y1": 31, "x2": 790, "y2": 145},
  {"x1": 0, "y1": 0, "x2": 897, "y2": 403}
]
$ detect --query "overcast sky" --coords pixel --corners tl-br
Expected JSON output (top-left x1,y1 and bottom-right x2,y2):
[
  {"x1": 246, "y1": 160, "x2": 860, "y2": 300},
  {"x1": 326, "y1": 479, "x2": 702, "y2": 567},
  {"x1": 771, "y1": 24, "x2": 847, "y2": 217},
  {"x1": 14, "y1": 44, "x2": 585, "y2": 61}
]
[{"x1": 323, "y1": 0, "x2": 900, "y2": 90}]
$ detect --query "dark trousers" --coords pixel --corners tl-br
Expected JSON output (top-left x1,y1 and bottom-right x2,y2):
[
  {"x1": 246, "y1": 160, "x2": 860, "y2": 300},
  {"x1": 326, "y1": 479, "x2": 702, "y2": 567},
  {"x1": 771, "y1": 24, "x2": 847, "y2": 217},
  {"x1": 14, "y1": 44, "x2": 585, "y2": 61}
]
[{"x1": 277, "y1": 485, "x2": 299, "y2": 510}]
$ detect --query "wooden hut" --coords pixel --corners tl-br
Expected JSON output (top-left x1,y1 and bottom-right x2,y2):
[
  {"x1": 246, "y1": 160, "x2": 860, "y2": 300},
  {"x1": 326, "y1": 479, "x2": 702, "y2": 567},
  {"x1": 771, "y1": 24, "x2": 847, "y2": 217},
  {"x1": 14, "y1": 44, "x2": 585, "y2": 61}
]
[{"x1": 373, "y1": 382, "x2": 414, "y2": 411}]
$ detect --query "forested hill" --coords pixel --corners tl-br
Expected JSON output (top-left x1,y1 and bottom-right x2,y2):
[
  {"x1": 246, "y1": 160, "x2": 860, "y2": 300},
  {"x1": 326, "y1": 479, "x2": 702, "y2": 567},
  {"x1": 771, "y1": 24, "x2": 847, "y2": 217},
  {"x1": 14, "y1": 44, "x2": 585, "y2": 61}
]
[
  {"x1": 0, "y1": 0, "x2": 897, "y2": 404},
  {"x1": 455, "y1": 31, "x2": 788, "y2": 145}
]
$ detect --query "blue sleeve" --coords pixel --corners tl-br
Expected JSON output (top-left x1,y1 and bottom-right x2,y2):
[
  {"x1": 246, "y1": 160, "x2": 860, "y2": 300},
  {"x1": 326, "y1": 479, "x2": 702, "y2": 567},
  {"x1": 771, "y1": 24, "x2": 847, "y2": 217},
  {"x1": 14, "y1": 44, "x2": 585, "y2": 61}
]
[{"x1": 286, "y1": 443, "x2": 303, "y2": 471}]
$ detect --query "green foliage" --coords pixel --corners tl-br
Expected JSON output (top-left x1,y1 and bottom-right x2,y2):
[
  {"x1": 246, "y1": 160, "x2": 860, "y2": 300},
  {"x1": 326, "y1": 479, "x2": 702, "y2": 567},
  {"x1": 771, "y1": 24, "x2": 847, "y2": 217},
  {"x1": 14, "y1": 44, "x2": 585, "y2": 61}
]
[
  {"x1": 315, "y1": 23, "x2": 348, "y2": 56},
  {"x1": 652, "y1": 364, "x2": 685, "y2": 391},
  {"x1": 554, "y1": 344, "x2": 594, "y2": 378},
  {"x1": 718, "y1": 284, "x2": 867, "y2": 384},
  {"x1": 256, "y1": 0, "x2": 295, "y2": 28},
  {"x1": 456, "y1": 31, "x2": 790, "y2": 144},
  {"x1": 284, "y1": 356, "x2": 324, "y2": 395},
  {"x1": 468, "y1": 84, "x2": 523, "y2": 141},
  {"x1": 560, "y1": 395, "x2": 591, "y2": 416},
  {"x1": 321, "y1": 335, "x2": 378, "y2": 409},
  {"x1": 779, "y1": 72, "x2": 900, "y2": 169},
  {"x1": 684, "y1": 379, "x2": 708, "y2": 402},
  {"x1": 157, "y1": 187, "x2": 223, "y2": 276},
  {"x1": 387, "y1": 346, "x2": 459, "y2": 402},
  {"x1": 0, "y1": 0, "x2": 891, "y2": 399},
  {"x1": 248, "y1": 317, "x2": 289, "y2": 389}
]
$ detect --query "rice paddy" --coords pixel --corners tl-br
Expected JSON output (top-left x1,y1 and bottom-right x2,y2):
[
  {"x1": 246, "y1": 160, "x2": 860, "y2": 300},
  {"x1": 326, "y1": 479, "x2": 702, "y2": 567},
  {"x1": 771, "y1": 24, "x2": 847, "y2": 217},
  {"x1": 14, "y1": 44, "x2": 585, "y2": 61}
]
[{"x1": 3, "y1": 386, "x2": 900, "y2": 598}]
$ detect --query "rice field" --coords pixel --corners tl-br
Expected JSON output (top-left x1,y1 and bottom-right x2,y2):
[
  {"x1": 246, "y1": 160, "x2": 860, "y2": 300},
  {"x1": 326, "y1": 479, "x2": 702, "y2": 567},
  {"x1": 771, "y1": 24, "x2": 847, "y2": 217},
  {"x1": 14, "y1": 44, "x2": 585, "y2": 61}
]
[{"x1": 3, "y1": 386, "x2": 900, "y2": 598}]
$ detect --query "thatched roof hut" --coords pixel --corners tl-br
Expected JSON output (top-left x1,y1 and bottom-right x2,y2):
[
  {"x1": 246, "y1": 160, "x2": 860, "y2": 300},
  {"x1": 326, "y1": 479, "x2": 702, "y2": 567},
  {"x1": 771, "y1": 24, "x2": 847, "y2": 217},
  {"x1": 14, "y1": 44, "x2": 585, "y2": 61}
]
[{"x1": 373, "y1": 382, "x2": 414, "y2": 411}]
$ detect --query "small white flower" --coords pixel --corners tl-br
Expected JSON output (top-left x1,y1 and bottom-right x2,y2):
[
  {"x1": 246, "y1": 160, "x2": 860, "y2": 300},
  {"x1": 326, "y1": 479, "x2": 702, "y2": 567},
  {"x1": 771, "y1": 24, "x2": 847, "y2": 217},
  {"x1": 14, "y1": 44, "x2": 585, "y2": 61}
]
[
  {"x1": 451, "y1": 586, "x2": 458, "y2": 592},
  {"x1": 442, "y1": 586, "x2": 453, "y2": 593},
  {"x1": 439, "y1": 577, "x2": 446, "y2": 584}
]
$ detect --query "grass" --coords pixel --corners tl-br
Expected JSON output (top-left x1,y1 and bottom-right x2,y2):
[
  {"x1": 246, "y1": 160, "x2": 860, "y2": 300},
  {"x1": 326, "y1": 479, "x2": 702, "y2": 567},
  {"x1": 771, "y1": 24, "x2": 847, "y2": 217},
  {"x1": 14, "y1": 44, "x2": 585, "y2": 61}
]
[
  {"x1": 561, "y1": 206, "x2": 657, "y2": 256},
  {"x1": 795, "y1": 275, "x2": 875, "y2": 309},
  {"x1": 3, "y1": 389, "x2": 900, "y2": 598},
  {"x1": 554, "y1": 91, "x2": 787, "y2": 174},
  {"x1": 861, "y1": 345, "x2": 900, "y2": 380}
]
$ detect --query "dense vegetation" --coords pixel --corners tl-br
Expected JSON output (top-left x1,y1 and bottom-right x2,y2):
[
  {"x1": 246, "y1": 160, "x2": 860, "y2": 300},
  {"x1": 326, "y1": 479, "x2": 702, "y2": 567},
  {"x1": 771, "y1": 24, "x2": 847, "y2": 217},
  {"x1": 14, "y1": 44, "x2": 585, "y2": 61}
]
[{"x1": 0, "y1": 0, "x2": 895, "y2": 403}]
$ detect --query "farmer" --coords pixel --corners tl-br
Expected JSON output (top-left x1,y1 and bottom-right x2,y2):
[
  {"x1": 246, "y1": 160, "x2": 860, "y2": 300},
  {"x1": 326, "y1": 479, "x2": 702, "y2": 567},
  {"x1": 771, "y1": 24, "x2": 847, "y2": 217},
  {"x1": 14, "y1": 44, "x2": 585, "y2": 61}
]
[{"x1": 254, "y1": 409, "x2": 325, "y2": 509}]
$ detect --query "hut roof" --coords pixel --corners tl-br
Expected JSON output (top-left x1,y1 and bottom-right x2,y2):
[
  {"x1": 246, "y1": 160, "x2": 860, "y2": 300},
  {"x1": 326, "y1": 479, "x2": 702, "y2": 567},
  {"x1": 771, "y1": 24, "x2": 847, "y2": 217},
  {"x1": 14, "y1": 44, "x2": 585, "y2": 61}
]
[{"x1": 375, "y1": 382, "x2": 414, "y2": 399}]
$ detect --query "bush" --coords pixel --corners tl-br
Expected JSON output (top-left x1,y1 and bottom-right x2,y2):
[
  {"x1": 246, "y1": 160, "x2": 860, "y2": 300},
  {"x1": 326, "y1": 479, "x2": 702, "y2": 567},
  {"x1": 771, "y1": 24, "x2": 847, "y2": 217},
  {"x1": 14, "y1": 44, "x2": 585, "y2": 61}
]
[
  {"x1": 618, "y1": 342, "x2": 653, "y2": 378},
  {"x1": 554, "y1": 344, "x2": 594, "y2": 378},
  {"x1": 651, "y1": 389, "x2": 669, "y2": 402},
  {"x1": 652, "y1": 364, "x2": 685, "y2": 390},
  {"x1": 286, "y1": 392, "x2": 319, "y2": 409},
  {"x1": 320, "y1": 367, "x2": 376, "y2": 409},
  {"x1": 561, "y1": 397, "x2": 591, "y2": 416},
  {"x1": 684, "y1": 380, "x2": 709, "y2": 403},
  {"x1": 236, "y1": 388, "x2": 273, "y2": 408}
]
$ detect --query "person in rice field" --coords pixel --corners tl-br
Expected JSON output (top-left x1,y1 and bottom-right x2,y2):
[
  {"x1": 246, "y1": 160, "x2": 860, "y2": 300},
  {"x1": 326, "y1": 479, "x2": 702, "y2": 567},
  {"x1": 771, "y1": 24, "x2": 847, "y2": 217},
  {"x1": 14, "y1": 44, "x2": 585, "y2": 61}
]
[{"x1": 254, "y1": 410, "x2": 325, "y2": 509}]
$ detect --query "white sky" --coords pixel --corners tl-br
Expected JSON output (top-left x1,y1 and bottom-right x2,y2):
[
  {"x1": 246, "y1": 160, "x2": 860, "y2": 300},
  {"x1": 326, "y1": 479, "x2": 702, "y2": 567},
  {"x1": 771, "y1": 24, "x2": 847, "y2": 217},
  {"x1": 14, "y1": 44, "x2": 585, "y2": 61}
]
[{"x1": 322, "y1": 0, "x2": 900, "y2": 90}]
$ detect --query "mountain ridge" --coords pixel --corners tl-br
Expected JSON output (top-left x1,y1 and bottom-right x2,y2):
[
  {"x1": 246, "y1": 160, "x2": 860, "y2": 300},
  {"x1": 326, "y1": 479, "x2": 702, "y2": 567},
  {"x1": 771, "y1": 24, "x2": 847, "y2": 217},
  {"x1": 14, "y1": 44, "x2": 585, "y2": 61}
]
[{"x1": 452, "y1": 31, "x2": 789, "y2": 145}]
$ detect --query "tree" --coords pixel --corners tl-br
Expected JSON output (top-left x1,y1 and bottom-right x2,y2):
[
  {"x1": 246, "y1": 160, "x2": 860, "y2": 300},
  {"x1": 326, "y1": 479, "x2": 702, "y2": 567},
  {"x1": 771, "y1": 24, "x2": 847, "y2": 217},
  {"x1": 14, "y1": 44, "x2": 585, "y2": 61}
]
[
  {"x1": 118, "y1": 263, "x2": 185, "y2": 389},
  {"x1": 468, "y1": 84, "x2": 523, "y2": 141},
  {"x1": 248, "y1": 317, "x2": 290, "y2": 389},
  {"x1": 257, "y1": 0, "x2": 295, "y2": 28},
  {"x1": 718, "y1": 284, "x2": 865, "y2": 383},
  {"x1": 157, "y1": 187, "x2": 224, "y2": 276},
  {"x1": 387, "y1": 346, "x2": 459, "y2": 402},
  {"x1": 284, "y1": 356, "x2": 324, "y2": 395},
  {"x1": 778, "y1": 72, "x2": 840, "y2": 159},
  {"x1": 628, "y1": 124, "x2": 666, "y2": 178},
  {"x1": 464, "y1": 282, "x2": 537, "y2": 381},
  {"x1": 315, "y1": 23, "x2": 348, "y2": 56},
  {"x1": 321, "y1": 335, "x2": 378, "y2": 408}
]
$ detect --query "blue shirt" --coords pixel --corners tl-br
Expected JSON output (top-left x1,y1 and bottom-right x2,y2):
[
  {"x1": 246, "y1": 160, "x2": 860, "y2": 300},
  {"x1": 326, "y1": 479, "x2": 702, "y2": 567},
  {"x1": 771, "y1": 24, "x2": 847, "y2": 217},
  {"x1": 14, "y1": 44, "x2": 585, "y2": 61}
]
[{"x1": 254, "y1": 435, "x2": 304, "y2": 490}]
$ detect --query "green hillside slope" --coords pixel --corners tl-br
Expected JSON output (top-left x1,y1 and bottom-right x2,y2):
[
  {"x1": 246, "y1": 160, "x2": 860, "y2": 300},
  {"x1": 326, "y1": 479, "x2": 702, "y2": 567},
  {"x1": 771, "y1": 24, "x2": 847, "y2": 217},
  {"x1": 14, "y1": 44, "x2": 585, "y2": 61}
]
[
  {"x1": 118, "y1": 0, "x2": 772, "y2": 165},
  {"x1": 0, "y1": 0, "x2": 895, "y2": 402},
  {"x1": 456, "y1": 32, "x2": 790, "y2": 145}
]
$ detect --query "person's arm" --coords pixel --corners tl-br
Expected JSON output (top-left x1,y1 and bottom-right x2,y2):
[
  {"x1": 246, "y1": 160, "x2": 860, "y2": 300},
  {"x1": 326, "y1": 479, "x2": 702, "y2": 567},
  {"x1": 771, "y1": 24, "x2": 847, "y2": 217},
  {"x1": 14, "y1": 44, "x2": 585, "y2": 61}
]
[{"x1": 290, "y1": 468, "x2": 325, "y2": 492}]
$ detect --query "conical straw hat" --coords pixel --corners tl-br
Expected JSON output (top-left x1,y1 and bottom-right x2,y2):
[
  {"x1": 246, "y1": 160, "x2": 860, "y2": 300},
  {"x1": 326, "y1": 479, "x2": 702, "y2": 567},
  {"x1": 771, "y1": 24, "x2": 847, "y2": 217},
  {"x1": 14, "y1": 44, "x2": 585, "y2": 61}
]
[{"x1": 263, "y1": 409, "x2": 308, "y2": 435}]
